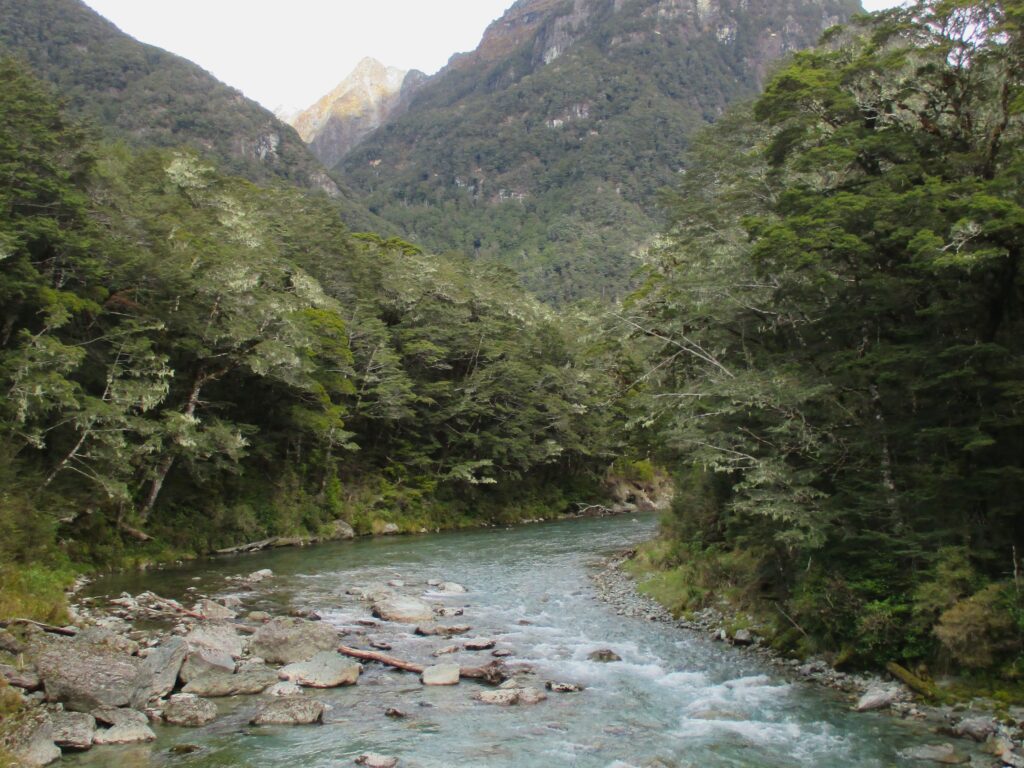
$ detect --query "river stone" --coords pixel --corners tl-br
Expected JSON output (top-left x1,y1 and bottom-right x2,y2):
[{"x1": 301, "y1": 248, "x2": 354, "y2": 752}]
[
  {"x1": 546, "y1": 681, "x2": 583, "y2": 693},
  {"x1": 49, "y1": 711, "x2": 95, "y2": 751},
  {"x1": 180, "y1": 645, "x2": 236, "y2": 683},
  {"x1": 75, "y1": 626, "x2": 139, "y2": 656},
  {"x1": 437, "y1": 582, "x2": 466, "y2": 594},
  {"x1": 328, "y1": 519, "x2": 355, "y2": 540},
  {"x1": 415, "y1": 623, "x2": 471, "y2": 637},
  {"x1": 732, "y1": 628, "x2": 754, "y2": 646},
  {"x1": 1, "y1": 663, "x2": 41, "y2": 691},
  {"x1": 36, "y1": 643, "x2": 144, "y2": 712},
  {"x1": 952, "y1": 716, "x2": 996, "y2": 741},
  {"x1": 133, "y1": 636, "x2": 187, "y2": 707},
  {"x1": 250, "y1": 617, "x2": 340, "y2": 664},
  {"x1": 248, "y1": 611, "x2": 272, "y2": 623},
  {"x1": 475, "y1": 689, "x2": 521, "y2": 706},
  {"x1": 182, "y1": 665, "x2": 278, "y2": 697},
  {"x1": 517, "y1": 687, "x2": 547, "y2": 705},
  {"x1": 900, "y1": 743, "x2": 970, "y2": 764},
  {"x1": 855, "y1": 687, "x2": 899, "y2": 712},
  {"x1": 464, "y1": 638, "x2": 496, "y2": 651},
  {"x1": 0, "y1": 629, "x2": 25, "y2": 654},
  {"x1": 433, "y1": 645, "x2": 459, "y2": 656},
  {"x1": 92, "y1": 708, "x2": 156, "y2": 745},
  {"x1": 196, "y1": 599, "x2": 237, "y2": 620},
  {"x1": 588, "y1": 649, "x2": 621, "y2": 663},
  {"x1": 378, "y1": 523, "x2": 400, "y2": 535},
  {"x1": 356, "y1": 754, "x2": 399, "y2": 768},
  {"x1": 163, "y1": 693, "x2": 218, "y2": 727},
  {"x1": 268, "y1": 681, "x2": 303, "y2": 696},
  {"x1": 279, "y1": 652, "x2": 361, "y2": 688},
  {"x1": 434, "y1": 606, "x2": 464, "y2": 617},
  {"x1": 250, "y1": 697, "x2": 325, "y2": 726},
  {"x1": 421, "y1": 664, "x2": 460, "y2": 686},
  {"x1": 248, "y1": 569, "x2": 274, "y2": 582},
  {"x1": 5, "y1": 710, "x2": 61, "y2": 766},
  {"x1": 373, "y1": 596, "x2": 435, "y2": 624},
  {"x1": 184, "y1": 621, "x2": 245, "y2": 659}
]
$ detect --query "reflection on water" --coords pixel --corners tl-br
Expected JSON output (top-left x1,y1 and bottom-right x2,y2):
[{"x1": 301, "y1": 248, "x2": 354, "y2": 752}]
[{"x1": 72, "y1": 516, "x2": 947, "y2": 767}]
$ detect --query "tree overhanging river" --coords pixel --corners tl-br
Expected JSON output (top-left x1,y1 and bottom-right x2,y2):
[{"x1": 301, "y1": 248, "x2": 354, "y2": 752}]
[{"x1": 69, "y1": 515, "x2": 968, "y2": 767}]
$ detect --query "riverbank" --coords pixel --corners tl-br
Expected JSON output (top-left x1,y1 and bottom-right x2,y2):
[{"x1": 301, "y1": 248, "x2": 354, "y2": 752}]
[{"x1": 591, "y1": 550, "x2": 1024, "y2": 767}]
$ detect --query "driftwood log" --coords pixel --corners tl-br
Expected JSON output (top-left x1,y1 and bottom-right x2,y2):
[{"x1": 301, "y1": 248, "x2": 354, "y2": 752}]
[
  {"x1": 338, "y1": 645, "x2": 509, "y2": 684},
  {"x1": 0, "y1": 619, "x2": 78, "y2": 636}
]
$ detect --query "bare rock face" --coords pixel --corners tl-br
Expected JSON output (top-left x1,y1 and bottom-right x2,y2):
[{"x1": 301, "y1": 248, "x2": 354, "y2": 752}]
[
  {"x1": 36, "y1": 643, "x2": 145, "y2": 712},
  {"x1": 278, "y1": 652, "x2": 361, "y2": 688},
  {"x1": 163, "y1": 693, "x2": 218, "y2": 727},
  {"x1": 249, "y1": 696, "x2": 325, "y2": 726},
  {"x1": 49, "y1": 711, "x2": 96, "y2": 751},
  {"x1": 373, "y1": 596, "x2": 435, "y2": 624},
  {"x1": 4, "y1": 710, "x2": 61, "y2": 766},
  {"x1": 250, "y1": 617, "x2": 340, "y2": 665},
  {"x1": 181, "y1": 665, "x2": 278, "y2": 698},
  {"x1": 92, "y1": 708, "x2": 156, "y2": 745}
]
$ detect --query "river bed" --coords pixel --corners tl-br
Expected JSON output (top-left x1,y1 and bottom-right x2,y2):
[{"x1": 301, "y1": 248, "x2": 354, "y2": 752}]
[{"x1": 70, "y1": 514, "x2": 956, "y2": 767}]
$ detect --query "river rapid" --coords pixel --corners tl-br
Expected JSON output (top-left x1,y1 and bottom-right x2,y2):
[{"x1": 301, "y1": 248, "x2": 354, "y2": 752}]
[{"x1": 70, "y1": 514, "x2": 948, "y2": 767}]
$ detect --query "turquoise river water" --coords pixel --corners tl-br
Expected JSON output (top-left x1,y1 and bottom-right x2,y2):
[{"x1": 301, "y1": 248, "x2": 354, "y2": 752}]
[{"x1": 68, "y1": 514, "x2": 960, "y2": 767}]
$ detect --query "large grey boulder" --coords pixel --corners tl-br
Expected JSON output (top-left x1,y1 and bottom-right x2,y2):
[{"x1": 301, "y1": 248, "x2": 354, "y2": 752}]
[
  {"x1": 328, "y1": 519, "x2": 355, "y2": 540},
  {"x1": 373, "y1": 596, "x2": 435, "y2": 624},
  {"x1": 0, "y1": 662, "x2": 40, "y2": 691},
  {"x1": 250, "y1": 696, "x2": 325, "y2": 726},
  {"x1": 36, "y1": 643, "x2": 145, "y2": 712},
  {"x1": 132, "y1": 636, "x2": 187, "y2": 707},
  {"x1": 899, "y1": 743, "x2": 970, "y2": 764},
  {"x1": 49, "y1": 711, "x2": 96, "y2": 751},
  {"x1": 196, "y1": 599, "x2": 237, "y2": 620},
  {"x1": 180, "y1": 645, "x2": 236, "y2": 683},
  {"x1": 951, "y1": 716, "x2": 996, "y2": 742},
  {"x1": 855, "y1": 687, "x2": 899, "y2": 712},
  {"x1": 92, "y1": 708, "x2": 156, "y2": 745},
  {"x1": 182, "y1": 665, "x2": 278, "y2": 697},
  {"x1": 278, "y1": 652, "x2": 360, "y2": 688},
  {"x1": 184, "y1": 621, "x2": 245, "y2": 659},
  {"x1": 250, "y1": 617, "x2": 339, "y2": 665},
  {"x1": 4, "y1": 711, "x2": 60, "y2": 766},
  {"x1": 163, "y1": 693, "x2": 218, "y2": 727}
]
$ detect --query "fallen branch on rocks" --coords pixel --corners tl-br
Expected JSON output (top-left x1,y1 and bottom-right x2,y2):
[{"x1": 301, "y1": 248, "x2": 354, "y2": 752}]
[
  {"x1": 145, "y1": 594, "x2": 206, "y2": 620},
  {"x1": 337, "y1": 646, "x2": 509, "y2": 684},
  {"x1": 886, "y1": 661, "x2": 943, "y2": 702},
  {"x1": 0, "y1": 618, "x2": 78, "y2": 636}
]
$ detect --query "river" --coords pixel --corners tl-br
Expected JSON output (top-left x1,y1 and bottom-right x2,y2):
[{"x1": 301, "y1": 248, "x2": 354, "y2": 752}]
[{"x1": 69, "y1": 514, "x2": 949, "y2": 767}]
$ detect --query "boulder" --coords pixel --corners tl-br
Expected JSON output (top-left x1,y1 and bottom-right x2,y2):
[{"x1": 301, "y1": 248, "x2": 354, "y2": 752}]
[
  {"x1": 267, "y1": 681, "x2": 303, "y2": 697},
  {"x1": 196, "y1": 599, "x2": 237, "y2": 620},
  {"x1": 0, "y1": 663, "x2": 41, "y2": 691},
  {"x1": 415, "y1": 623, "x2": 470, "y2": 637},
  {"x1": 0, "y1": 629, "x2": 25, "y2": 654},
  {"x1": 250, "y1": 617, "x2": 339, "y2": 665},
  {"x1": 732, "y1": 629, "x2": 754, "y2": 646},
  {"x1": 250, "y1": 696, "x2": 325, "y2": 726},
  {"x1": 92, "y1": 708, "x2": 156, "y2": 745},
  {"x1": 900, "y1": 743, "x2": 970, "y2": 764},
  {"x1": 421, "y1": 664, "x2": 460, "y2": 686},
  {"x1": 133, "y1": 636, "x2": 187, "y2": 706},
  {"x1": 951, "y1": 716, "x2": 996, "y2": 742},
  {"x1": 433, "y1": 645, "x2": 459, "y2": 657},
  {"x1": 163, "y1": 693, "x2": 218, "y2": 727},
  {"x1": 855, "y1": 687, "x2": 899, "y2": 712},
  {"x1": 328, "y1": 519, "x2": 355, "y2": 540},
  {"x1": 75, "y1": 626, "x2": 139, "y2": 656},
  {"x1": 356, "y1": 754, "x2": 399, "y2": 768},
  {"x1": 278, "y1": 652, "x2": 361, "y2": 688},
  {"x1": 182, "y1": 665, "x2": 278, "y2": 697},
  {"x1": 49, "y1": 711, "x2": 96, "y2": 751},
  {"x1": 438, "y1": 582, "x2": 466, "y2": 594},
  {"x1": 588, "y1": 649, "x2": 621, "y2": 663},
  {"x1": 180, "y1": 645, "x2": 236, "y2": 683},
  {"x1": 247, "y1": 611, "x2": 272, "y2": 623},
  {"x1": 517, "y1": 687, "x2": 548, "y2": 705},
  {"x1": 373, "y1": 596, "x2": 435, "y2": 624},
  {"x1": 474, "y1": 689, "x2": 521, "y2": 706},
  {"x1": 546, "y1": 681, "x2": 583, "y2": 693},
  {"x1": 5, "y1": 711, "x2": 61, "y2": 767},
  {"x1": 184, "y1": 621, "x2": 245, "y2": 659},
  {"x1": 464, "y1": 638, "x2": 496, "y2": 651},
  {"x1": 433, "y1": 606, "x2": 464, "y2": 617},
  {"x1": 248, "y1": 569, "x2": 274, "y2": 582},
  {"x1": 378, "y1": 523, "x2": 400, "y2": 535},
  {"x1": 36, "y1": 643, "x2": 144, "y2": 712}
]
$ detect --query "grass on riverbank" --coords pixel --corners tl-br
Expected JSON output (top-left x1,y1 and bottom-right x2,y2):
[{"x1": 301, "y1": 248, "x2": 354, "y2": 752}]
[{"x1": 0, "y1": 565, "x2": 73, "y2": 626}]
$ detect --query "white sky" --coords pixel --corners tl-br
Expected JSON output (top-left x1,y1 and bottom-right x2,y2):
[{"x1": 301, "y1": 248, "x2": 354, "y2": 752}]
[
  {"x1": 83, "y1": 0, "x2": 902, "y2": 114},
  {"x1": 82, "y1": 0, "x2": 513, "y2": 113}
]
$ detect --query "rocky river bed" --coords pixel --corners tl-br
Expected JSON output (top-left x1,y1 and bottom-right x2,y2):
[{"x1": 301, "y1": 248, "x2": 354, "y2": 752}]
[{"x1": 2, "y1": 515, "x2": 1021, "y2": 767}]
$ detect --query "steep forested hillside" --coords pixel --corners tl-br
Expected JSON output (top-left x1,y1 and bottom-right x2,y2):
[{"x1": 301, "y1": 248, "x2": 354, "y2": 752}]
[
  {"x1": 0, "y1": 0, "x2": 386, "y2": 231},
  {"x1": 340, "y1": 0, "x2": 860, "y2": 302},
  {"x1": 0, "y1": 58, "x2": 619, "y2": 592},
  {"x1": 622, "y1": 0, "x2": 1024, "y2": 675}
]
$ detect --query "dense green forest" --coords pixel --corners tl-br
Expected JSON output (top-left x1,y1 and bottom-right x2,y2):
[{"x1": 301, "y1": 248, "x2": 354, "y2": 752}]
[
  {"x1": 623, "y1": 0, "x2": 1024, "y2": 677},
  {"x1": 340, "y1": 0, "x2": 859, "y2": 303},
  {"x1": 0, "y1": 57, "x2": 621, "y2": 618}
]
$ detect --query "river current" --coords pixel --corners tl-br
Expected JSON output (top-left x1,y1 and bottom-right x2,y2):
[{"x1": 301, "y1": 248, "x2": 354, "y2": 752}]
[{"x1": 71, "y1": 514, "x2": 949, "y2": 767}]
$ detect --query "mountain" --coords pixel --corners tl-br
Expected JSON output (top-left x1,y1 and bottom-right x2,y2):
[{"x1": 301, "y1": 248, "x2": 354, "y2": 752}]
[
  {"x1": 338, "y1": 0, "x2": 861, "y2": 302},
  {"x1": 0, "y1": 0, "x2": 382, "y2": 229},
  {"x1": 291, "y1": 57, "x2": 428, "y2": 169}
]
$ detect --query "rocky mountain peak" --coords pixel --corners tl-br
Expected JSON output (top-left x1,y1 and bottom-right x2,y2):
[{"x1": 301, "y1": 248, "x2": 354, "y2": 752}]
[{"x1": 290, "y1": 57, "x2": 424, "y2": 168}]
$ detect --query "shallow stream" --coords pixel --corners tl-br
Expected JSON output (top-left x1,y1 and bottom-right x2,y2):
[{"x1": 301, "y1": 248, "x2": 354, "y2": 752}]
[{"x1": 69, "y1": 514, "x2": 953, "y2": 767}]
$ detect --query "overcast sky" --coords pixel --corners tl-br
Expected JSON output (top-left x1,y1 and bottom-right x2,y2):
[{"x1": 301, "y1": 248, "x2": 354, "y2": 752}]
[{"x1": 83, "y1": 0, "x2": 902, "y2": 114}]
